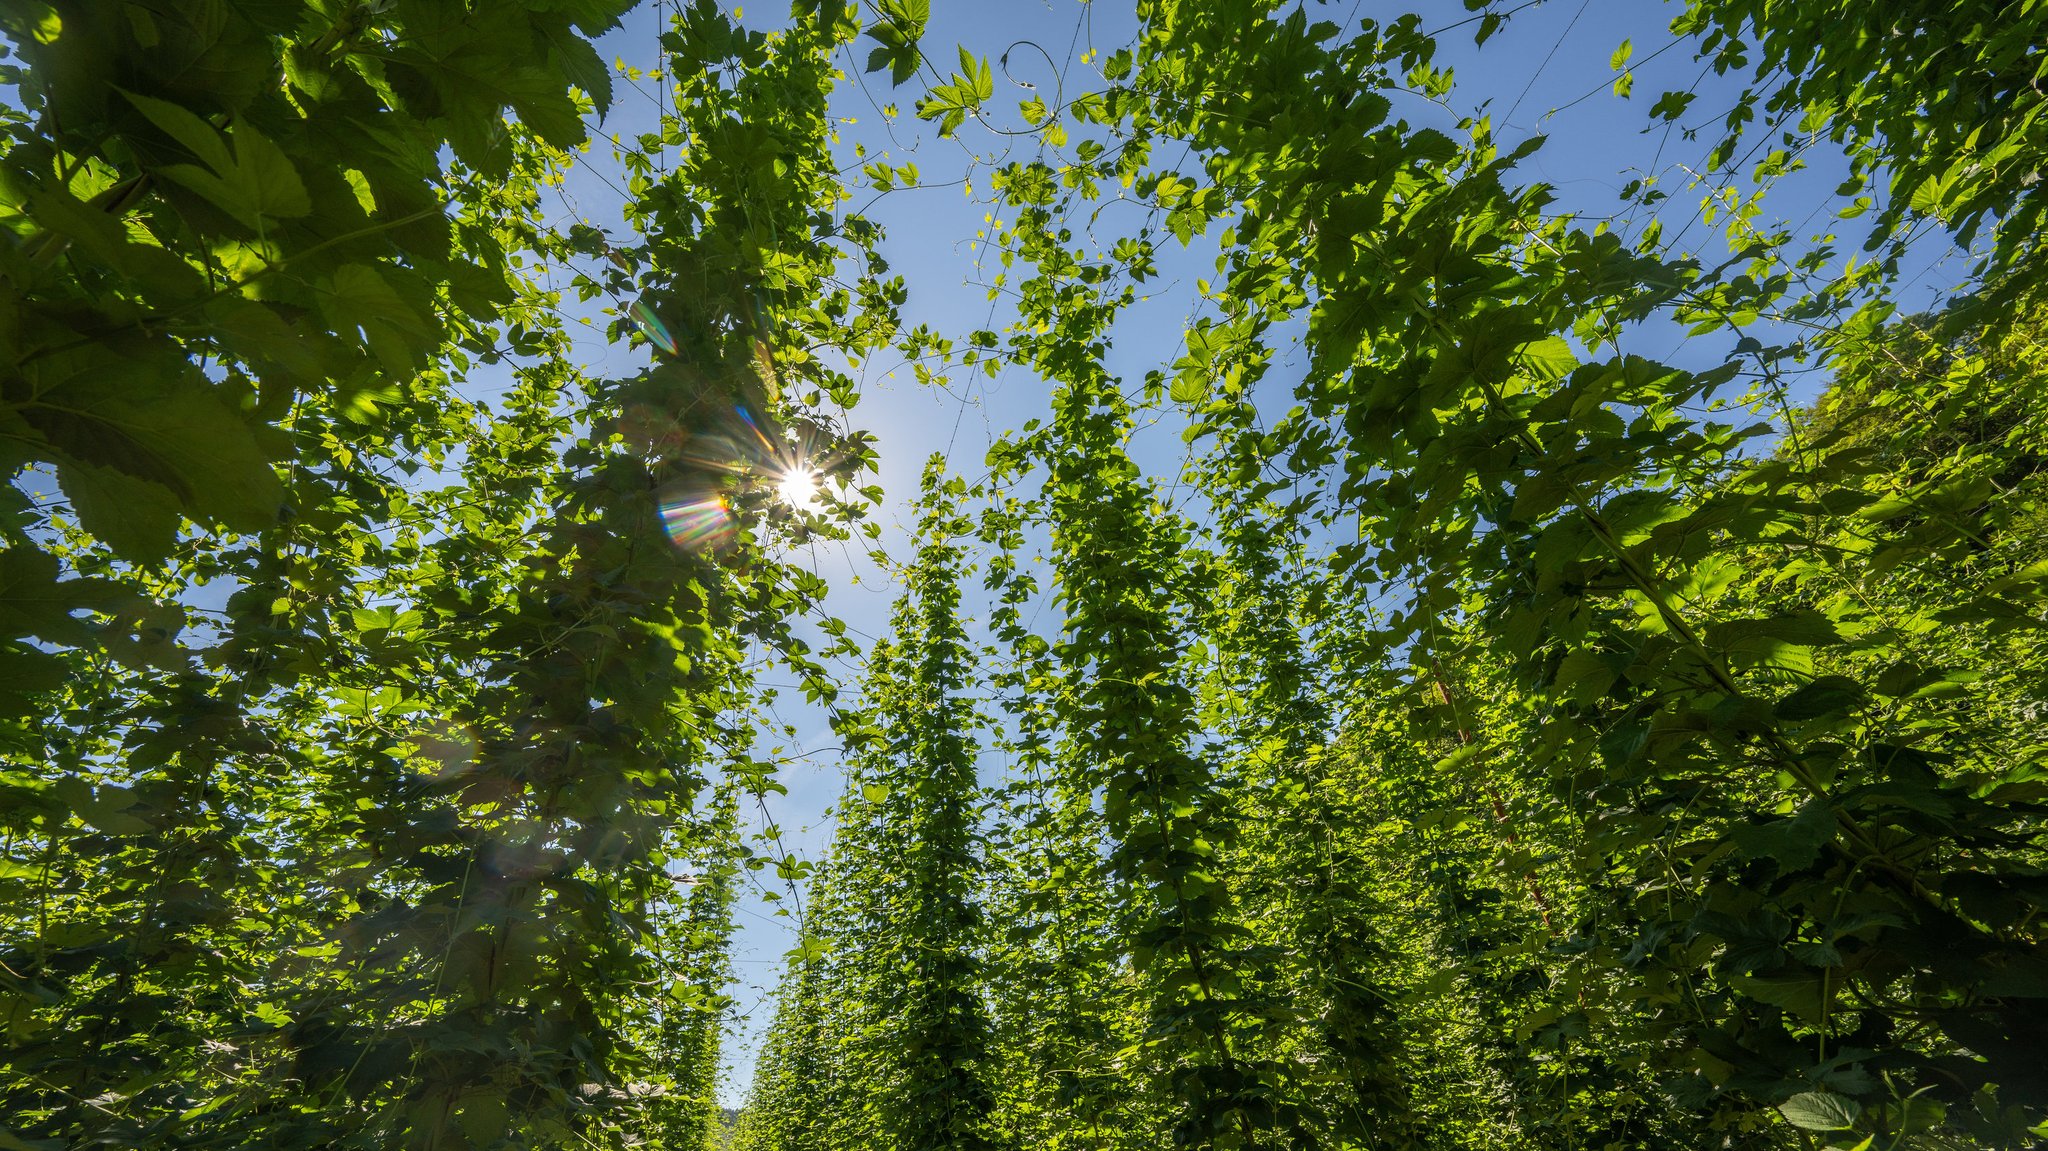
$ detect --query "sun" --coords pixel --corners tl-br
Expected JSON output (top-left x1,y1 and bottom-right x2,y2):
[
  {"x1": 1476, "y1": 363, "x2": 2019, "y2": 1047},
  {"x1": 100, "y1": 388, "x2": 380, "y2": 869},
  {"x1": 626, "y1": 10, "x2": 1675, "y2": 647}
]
[{"x1": 775, "y1": 464, "x2": 822, "y2": 513}]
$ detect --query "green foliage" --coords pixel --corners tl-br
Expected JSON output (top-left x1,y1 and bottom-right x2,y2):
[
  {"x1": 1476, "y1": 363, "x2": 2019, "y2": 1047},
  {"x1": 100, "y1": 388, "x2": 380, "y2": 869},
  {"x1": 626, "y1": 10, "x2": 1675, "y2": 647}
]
[
  {"x1": 1673, "y1": 0, "x2": 2048, "y2": 321},
  {"x1": 744, "y1": 0, "x2": 2048, "y2": 1148},
  {"x1": 6, "y1": 1, "x2": 2048, "y2": 1150},
  {"x1": 735, "y1": 457, "x2": 996, "y2": 1151},
  {"x1": 3, "y1": 1, "x2": 890, "y2": 1148}
]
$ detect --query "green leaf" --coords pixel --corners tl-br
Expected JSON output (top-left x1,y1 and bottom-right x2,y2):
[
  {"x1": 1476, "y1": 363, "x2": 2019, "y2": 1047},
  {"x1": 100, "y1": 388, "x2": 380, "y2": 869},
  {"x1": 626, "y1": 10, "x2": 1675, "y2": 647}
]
[
  {"x1": 1734, "y1": 972, "x2": 1829, "y2": 1023},
  {"x1": 318, "y1": 264, "x2": 435, "y2": 372},
  {"x1": 455, "y1": 1093, "x2": 509, "y2": 1147},
  {"x1": 878, "y1": 0, "x2": 929, "y2": 35},
  {"x1": 861, "y1": 0, "x2": 928, "y2": 87},
  {"x1": 917, "y1": 51, "x2": 996, "y2": 135},
  {"x1": 1649, "y1": 90, "x2": 1695, "y2": 121},
  {"x1": 1776, "y1": 675, "x2": 1868, "y2": 721},
  {"x1": 1780, "y1": 1092, "x2": 1861, "y2": 1132},
  {"x1": 0, "y1": 644, "x2": 68, "y2": 712},
  {"x1": 959, "y1": 45, "x2": 993, "y2": 101},
  {"x1": 200, "y1": 297, "x2": 330, "y2": 382},
  {"x1": 1706, "y1": 611, "x2": 1844, "y2": 675},
  {"x1": 29, "y1": 358, "x2": 283, "y2": 532},
  {"x1": 542, "y1": 22, "x2": 613, "y2": 114},
  {"x1": 121, "y1": 88, "x2": 232, "y2": 173},
  {"x1": 221, "y1": 121, "x2": 311, "y2": 221},
  {"x1": 1169, "y1": 372, "x2": 1209, "y2": 405},
  {"x1": 1513, "y1": 336, "x2": 1576, "y2": 382},
  {"x1": 76, "y1": 794, "x2": 154, "y2": 836},
  {"x1": 143, "y1": 108, "x2": 309, "y2": 228},
  {"x1": 1553, "y1": 647, "x2": 1617, "y2": 701},
  {"x1": 179, "y1": 1095, "x2": 232, "y2": 1122},
  {"x1": 1728, "y1": 801, "x2": 1833, "y2": 871},
  {"x1": 24, "y1": 184, "x2": 134, "y2": 271},
  {"x1": 0, "y1": 546, "x2": 126, "y2": 644},
  {"x1": 1909, "y1": 168, "x2": 1956, "y2": 220},
  {"x1": 56, "y1": 462, "x2": 185, "y2": 561}
]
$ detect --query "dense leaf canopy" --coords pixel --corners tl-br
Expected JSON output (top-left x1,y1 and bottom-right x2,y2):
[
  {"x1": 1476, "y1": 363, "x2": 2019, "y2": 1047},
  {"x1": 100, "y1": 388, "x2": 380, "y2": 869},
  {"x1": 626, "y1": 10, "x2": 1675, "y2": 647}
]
[{"x1": 2, "y1": 2, "x2": 2045, "y2": 1150}]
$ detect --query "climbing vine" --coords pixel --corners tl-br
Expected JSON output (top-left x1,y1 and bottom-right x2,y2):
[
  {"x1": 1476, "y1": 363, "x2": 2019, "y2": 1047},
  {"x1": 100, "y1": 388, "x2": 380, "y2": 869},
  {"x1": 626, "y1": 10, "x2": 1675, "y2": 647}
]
[{"x1": 4, "y1": 1, "x2": 2046, "y2": 1150}]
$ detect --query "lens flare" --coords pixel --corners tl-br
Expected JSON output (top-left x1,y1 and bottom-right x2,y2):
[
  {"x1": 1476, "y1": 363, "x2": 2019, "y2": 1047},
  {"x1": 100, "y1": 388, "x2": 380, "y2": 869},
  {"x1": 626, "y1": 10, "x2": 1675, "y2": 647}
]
[
  {"x1": 660, "y1": 489, "x2": 735, "y2": 551},
  {"x1": 775, "y1": 465, "x2": 821, "y2": 512},
  {"x1": 413, "y1": 722, "x2": 479, "y2": 779},
  {"x1": 647, "y1": 405, "x2": 849, "y2": 550},
  {"x1": 630, "y1": 297, "x2": 678, "y2": 357},
  {"x1": 733, "y1": 405, "x2": 779, "y2": 456}
]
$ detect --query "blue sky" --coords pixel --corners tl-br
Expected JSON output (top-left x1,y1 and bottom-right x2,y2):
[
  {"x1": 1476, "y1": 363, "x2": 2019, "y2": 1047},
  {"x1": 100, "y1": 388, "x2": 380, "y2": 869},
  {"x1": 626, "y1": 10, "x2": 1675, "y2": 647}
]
[{"x1": 556, "y1": 0, "x2": 1974, "y2": 1105}]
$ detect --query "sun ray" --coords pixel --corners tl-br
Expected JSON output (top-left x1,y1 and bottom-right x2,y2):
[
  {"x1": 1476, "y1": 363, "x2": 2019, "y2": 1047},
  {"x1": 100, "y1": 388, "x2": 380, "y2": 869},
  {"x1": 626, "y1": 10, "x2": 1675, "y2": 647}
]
[{"x1": 775, "y1": 465, "x2": 821, "y2": 513}]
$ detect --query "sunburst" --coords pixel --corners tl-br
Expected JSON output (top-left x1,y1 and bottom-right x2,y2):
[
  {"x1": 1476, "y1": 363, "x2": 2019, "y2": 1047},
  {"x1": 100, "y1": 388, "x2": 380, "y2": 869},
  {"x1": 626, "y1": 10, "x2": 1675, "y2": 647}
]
[{"x1": 775, "y1": 464, "x2": 822, "y2": 513}]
